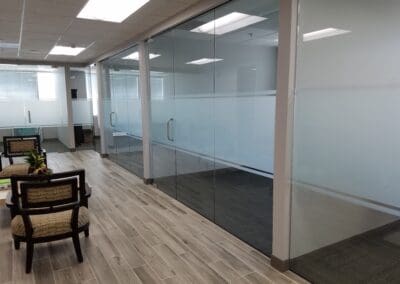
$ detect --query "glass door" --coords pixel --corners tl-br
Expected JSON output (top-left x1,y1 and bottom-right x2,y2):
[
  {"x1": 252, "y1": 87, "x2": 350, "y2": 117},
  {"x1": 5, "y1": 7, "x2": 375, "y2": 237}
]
[
  {"x1": 102, "y1": 65, "x2": 118, "y2": 158},
  {"x1": 213, "y1": 0, "x2": 278, "y2": 256},
  {"x1": 150, "y1": 31, "x2": 177, "y2": 198},
  {"x1": 102, "y1": 46, "x2": 144, "y2": 177},
  {"x1": 173, "y1": 11, "x2": 216, "y2": 220}
]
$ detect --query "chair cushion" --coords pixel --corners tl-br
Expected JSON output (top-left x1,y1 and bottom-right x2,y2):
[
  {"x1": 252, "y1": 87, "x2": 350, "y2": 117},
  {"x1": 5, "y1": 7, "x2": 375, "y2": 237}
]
[
  {"x1": 11, "y1": 207, "x2": 89, "y2": 238},
  {"x1": 0, "y1": 163, "x2": 30, "y2": 177}
]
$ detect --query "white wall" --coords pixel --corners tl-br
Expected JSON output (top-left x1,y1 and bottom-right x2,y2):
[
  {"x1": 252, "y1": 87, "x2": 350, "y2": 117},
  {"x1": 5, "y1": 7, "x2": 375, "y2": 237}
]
[{"x1": 42, "y1": 127, "x2": 58, "y2": 139}]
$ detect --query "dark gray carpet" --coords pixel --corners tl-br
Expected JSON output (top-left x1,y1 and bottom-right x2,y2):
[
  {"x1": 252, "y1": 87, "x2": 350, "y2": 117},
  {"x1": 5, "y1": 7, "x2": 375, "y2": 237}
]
[{"x1": 291, "y1": 221, "x2": 400, "y2": 284}]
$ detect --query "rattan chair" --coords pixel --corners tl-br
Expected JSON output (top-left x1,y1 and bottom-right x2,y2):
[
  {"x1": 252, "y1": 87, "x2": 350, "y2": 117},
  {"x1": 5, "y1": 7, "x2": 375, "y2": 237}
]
[
  {"x1": 0, "y1": 135, "x2": 47, "y2": 178},
  {"x1": 10, "y1": 171, "x2": 90, "y2": 273}
]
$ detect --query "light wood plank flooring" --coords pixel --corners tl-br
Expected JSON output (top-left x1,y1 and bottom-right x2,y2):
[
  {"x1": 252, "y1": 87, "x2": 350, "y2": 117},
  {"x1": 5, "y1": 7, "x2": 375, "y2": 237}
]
[{"x1": 0, "y1": 150, "x2": 307, "y2": 284}]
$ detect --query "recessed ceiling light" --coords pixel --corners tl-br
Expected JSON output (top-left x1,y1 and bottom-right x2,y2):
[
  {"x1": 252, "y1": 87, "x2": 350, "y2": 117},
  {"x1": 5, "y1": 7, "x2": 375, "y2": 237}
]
[
  {"x1": 49, "y1": 45, "x2": 85, "y2": 56},
  {"x1": 191, "y1": 12, "x2": 266, "y2": 35},
  {"x1": 303, "y1": 28, "x2": 351, "y2": 42},
  {"x1": 122, "y1": 51, "x2": 160, "y2": 60},
  {"x1": 186, "y1": 58, "x2": 223, "y2": 65},
  {"x1": 77, "y1": 0, "x2": 150, "y2": 23},
  {"x1": 0, "y1": 42, "x2": 19, "y2": 49}
]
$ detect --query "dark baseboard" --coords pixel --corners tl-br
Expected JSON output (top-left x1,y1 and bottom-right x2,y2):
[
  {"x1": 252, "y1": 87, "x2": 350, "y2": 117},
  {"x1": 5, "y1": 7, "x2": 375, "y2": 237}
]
[
  {"x1": 100, "y1": 153, "x2": 109, "y2": 158},
  {"x1": 69, "y1": 148, "x2": 76, "y2": 152},
  {"x1": 143, "y1": 178, "x2": 154, "y2": 185},
  {"x1": 271, "y1": 255, "x2": 289, "y2": 272}
]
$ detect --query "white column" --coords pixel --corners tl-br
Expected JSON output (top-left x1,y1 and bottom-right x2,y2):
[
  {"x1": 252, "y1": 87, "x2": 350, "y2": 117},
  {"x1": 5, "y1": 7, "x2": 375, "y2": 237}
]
[
  {"x1": 64, "y1": 65, "x2": 76, "y2": 150},
  {"x1": 96, "y1": 62, "x2": 108, "y2": 156},
  {"x1": 271, "y1": 0, "x2": 298, "y2": 271},
  {"x1": 139, "y1": 41, "x2": 153, "y2": 183}
]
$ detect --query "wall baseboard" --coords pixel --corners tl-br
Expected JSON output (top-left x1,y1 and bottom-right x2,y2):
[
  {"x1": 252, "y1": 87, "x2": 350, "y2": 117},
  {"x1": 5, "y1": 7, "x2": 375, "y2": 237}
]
[
  {"x1": 271, "y1": 255, "x2": 289, "y2": 272},
  {"x1": 100, "y1": 153, "x2": 109, "y2": 158},
  {"x1": 69, "y1": 148, "x2": 76, "y2": 152}
]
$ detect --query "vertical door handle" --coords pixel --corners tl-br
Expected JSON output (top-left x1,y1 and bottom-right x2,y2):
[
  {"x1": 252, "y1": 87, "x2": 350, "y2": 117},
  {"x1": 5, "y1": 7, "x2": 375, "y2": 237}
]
[
  {"x1": 110, "y1": 112, "x2": 116, "y2": 127},
  {"x1": 27, "y1": 110, "x2": 32, "y2": 124},
  {"x1": 167, "y1": 118, "x2": 174, "y2": 141}
]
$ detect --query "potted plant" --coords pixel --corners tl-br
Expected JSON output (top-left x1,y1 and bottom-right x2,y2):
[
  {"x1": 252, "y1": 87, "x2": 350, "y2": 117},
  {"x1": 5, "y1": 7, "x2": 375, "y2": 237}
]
[{"x1": 24, "y1": 150, "x2": 52, "y2": 175}]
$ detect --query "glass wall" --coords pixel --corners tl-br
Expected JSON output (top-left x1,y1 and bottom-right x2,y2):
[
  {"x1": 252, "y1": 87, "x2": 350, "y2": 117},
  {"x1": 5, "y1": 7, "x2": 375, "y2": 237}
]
[
  {"x1": 150, "y1": 0, "x2": 278, "y2": 255},
  {"x1": 70, "y1": 67, "x2": 98, "y2": 150},
  {"x1": 290, "y1": 0, "x2": 400, "y2": 283},
  {"x1": 0, "y1": 65, "x2": 67, "y2": 128},
  {"x1": 102, "y1": 46, "x2": 144, "y2": 177},
  {"x1": 0, "y1": 64, "x2": 70, "y2": 153}
]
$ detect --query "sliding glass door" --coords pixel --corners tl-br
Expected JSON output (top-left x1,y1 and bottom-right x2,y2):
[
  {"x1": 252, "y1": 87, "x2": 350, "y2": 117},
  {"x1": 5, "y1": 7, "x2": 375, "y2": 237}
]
[{"x1": 150, "y1": 0, "x2": 278, "y2": 255}]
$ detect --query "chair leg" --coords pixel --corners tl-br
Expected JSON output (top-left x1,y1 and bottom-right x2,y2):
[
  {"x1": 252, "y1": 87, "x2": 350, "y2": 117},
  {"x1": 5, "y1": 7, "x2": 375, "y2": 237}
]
[
  {"x1": 84, "y1": 228, "x2": 89, "y2": 238},
  {"x1": 14, "y1": 238, "x2": 20, "y2": 250},
  {"x1": 26, "y1": 242, "x2": 34, "y2": 273},
  {"x1": 72, "y1": 234, "x2": 83, "y2": 263}
]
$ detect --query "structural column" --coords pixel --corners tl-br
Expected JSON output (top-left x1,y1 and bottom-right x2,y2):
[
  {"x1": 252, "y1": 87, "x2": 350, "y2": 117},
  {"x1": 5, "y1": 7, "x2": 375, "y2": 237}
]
[
  {"x1": 139, "y1": 41, "x2": 153, "y2": 183},
  {"x1": 271, "y1": 0, "x2": 298, "y2": 271},
  {"x1": 63, "y1": 65, "x2": 76, "y2": 151}
]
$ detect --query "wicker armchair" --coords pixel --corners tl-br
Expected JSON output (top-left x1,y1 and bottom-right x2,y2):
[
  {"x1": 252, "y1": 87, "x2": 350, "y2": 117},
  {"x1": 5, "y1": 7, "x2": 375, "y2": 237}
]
[
  {"x1": 0, "y1": 135, "x2": 47, "y2": 178},
  {"x1": 10, "y1": 170, "x2": 90, "y2": 273}
]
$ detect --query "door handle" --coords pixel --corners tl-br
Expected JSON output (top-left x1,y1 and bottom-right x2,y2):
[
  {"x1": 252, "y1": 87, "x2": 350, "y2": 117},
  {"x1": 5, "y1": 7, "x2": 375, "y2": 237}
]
[
  {"x1": 27, "y1": 110, "x2": 32, "y2": 124},
  {"x1": 167, "y1": 118, "x2": 174, "y2": 141},
  {"x1": 110, "y1": 112, "x2": 116, "y2": 127}
]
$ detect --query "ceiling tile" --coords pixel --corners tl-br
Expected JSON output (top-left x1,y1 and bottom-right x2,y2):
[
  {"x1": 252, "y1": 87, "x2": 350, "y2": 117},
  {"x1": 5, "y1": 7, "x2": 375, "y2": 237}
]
[
  {"x1": 21, "y1": 38, "x2": 55, "y2": 51},
  {"x1": 0, "y1": 49, "x2": 18, "y2": 58},
  {"x1": 19, "y1": 51, "x2": 46, "y2": 60},
  {"x1": 0, "y1": 20, "x2": 20, "y2": 37},
  {"x1": 25, "y1": 0, "x2": 86, "y2": 18}
]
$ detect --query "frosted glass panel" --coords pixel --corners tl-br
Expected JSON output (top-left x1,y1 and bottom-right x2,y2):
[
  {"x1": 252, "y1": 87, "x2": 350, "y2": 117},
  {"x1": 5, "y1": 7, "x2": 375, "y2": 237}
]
[
  {"x1": 0, "y1": 69, "x2": 37, "y2": 100},
  {"x1": 290, "y1": 0, "x2": 400, "y2": 282},
  {"x1": 109, "y1": 72, "x2": 140, "y2": 135},
  {"x1": 166, "y1": 95, "x2": 275, "y2": 172},
  {"x1": 214, "y1": 95, "x2": 275, "y2": 172},
  {"x1": 0, "y1": 65, "x2": 67, "y2": 128},
  {"x1": 0, "y1": 102, "x2": 26, "y2": 128},
  {"x1": 102, "y1": 45, "x2": 144, "y2": 177},
  {"x1": 24, "y1": 101, "x2": 64, "y2": 127},
  {"x1": 72, "y1": 99, "x2": 93, "y2": 125}
]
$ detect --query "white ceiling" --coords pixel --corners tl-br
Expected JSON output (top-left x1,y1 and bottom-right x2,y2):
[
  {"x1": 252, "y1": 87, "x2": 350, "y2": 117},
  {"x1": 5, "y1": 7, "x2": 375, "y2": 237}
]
[{"x1": 0, "y1": 0, "x2": 202, "y2": 64}]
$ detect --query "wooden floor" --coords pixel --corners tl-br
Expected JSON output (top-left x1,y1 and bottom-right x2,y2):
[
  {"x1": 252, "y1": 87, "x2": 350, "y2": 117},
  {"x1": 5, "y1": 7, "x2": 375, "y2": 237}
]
[{"x1": 0, "y1": 150, "x2": 307, "y2": 284}]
